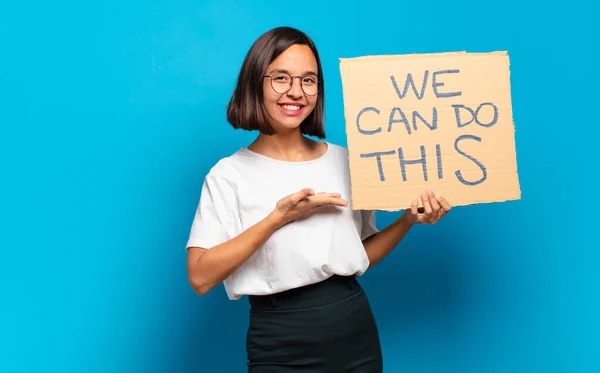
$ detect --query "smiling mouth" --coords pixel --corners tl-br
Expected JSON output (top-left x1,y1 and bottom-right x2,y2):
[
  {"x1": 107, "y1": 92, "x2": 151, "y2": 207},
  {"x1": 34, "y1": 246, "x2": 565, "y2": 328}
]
[{"x1": 277, "y1": 103, "x2": 305, "y2": 117}]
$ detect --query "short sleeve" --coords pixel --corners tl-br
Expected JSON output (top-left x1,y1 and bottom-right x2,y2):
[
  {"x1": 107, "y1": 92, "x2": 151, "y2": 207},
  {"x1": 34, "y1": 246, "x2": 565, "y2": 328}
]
[
  {"x1": 185, "y1": 175, "x2": 239, "y2": 251},
  {"x1": 360, "y1": 210, "x2": 379, "y2": 240}
]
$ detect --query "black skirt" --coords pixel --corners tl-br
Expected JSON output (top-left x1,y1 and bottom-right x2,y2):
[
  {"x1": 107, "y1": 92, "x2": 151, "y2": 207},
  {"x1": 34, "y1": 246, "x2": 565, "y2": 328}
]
[{"x1": 246, "y1": 275, "x2": 383, "y2": 372}]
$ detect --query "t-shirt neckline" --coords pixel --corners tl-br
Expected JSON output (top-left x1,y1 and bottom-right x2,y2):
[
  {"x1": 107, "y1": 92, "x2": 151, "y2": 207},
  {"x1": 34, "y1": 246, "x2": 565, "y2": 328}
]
[{"x1": 240, "y1": 141, "x2": 330, "y2": 165}]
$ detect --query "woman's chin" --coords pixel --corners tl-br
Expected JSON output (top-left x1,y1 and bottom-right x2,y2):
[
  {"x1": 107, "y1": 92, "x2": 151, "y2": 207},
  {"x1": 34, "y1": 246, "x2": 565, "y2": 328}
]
[{"x1": 272, "y1": 118, "x2": 304, "y2": 132}]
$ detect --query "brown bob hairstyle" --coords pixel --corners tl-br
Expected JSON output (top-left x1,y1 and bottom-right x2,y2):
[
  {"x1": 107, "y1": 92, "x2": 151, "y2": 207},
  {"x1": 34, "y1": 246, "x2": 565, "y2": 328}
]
[{"x1": 226, "y1": 26, "x2": 325, "y2": 139}]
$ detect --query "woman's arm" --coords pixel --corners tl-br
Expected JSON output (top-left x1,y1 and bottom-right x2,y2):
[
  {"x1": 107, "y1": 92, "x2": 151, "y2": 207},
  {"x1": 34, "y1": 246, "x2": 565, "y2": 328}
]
[
  {"x1": 186, "y1": 212, "x2": 281, "y2": 295},
  {"x1": 363, "y1": 189, "x2": 451, "y2": 269},
  {"x1": 186, "y1": 189, "x2": 348, "y2": 295}
]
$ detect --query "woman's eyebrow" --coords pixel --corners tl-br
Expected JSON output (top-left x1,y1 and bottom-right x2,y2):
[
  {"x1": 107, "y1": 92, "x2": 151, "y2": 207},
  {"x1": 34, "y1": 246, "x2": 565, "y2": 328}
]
[{"x1": 268, "y1": 68, "x2": 319, "y2": 76}]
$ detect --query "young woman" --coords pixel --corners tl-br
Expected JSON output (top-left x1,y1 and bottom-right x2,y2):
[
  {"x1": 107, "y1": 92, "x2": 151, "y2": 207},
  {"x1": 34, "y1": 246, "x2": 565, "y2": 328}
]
[{"x1": 185, "y1": 26, "x2": 451, "y2": 372}]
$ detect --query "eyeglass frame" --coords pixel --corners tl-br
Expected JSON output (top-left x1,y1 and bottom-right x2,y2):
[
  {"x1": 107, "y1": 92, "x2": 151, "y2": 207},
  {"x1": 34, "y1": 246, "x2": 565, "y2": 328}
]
[{"x1": 263, "y1": 73, "x2": 323, "y2": 96}]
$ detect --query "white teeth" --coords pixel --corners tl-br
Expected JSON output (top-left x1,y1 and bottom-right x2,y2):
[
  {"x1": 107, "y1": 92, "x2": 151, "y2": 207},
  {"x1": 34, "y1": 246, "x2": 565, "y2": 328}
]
[{"x1": 281, "y1": 105, "x2": 301, "y2": 111}]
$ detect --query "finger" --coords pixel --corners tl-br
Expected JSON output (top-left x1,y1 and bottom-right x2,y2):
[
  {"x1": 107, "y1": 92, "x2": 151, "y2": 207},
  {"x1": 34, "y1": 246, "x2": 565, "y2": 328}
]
[
  {"x1": 427, "y1": 189, "x2": 441, "y2": 215},
  {"x1": 316, "y1": 192, "x2": 341, "y2": 198},
  {"x1": 310, "y1": 194, "x2": 348, "y2": 207},
  {"x1": 291, "y1": 188, "x2": 314, "y2": 205},
  {"x1": 435, "y1": 193, "x2": 452, "y2": 213},
  {"x1": 410, "y1": 198, "x2": 419, "y2": 216},
  {"x1": 421, "y1": 192, "x2": 432, "y2": 217}
]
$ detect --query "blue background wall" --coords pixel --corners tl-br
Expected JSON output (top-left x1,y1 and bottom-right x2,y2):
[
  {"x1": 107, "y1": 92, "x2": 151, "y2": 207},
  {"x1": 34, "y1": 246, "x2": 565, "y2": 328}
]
[{"x1": 1, "y1": 0, "x2": 598, "y2": 372}]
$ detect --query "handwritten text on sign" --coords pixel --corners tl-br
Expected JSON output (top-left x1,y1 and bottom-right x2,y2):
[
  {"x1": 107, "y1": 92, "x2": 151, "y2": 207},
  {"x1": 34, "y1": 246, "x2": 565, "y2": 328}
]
[{"x1": 339, "y1": 52, "x2": 521, "y2": 211}]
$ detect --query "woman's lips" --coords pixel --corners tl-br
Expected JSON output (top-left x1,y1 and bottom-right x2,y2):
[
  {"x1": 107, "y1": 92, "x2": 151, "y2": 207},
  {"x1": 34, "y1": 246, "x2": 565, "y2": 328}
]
[{"x1": 278, "y1": 103, "x2": 304, "y2": 117}]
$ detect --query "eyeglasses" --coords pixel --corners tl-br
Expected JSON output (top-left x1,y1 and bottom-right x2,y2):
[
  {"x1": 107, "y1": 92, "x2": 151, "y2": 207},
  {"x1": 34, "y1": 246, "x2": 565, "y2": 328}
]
[{"x1": 264, "y1": 72, "x2": 322, "y2": 96}]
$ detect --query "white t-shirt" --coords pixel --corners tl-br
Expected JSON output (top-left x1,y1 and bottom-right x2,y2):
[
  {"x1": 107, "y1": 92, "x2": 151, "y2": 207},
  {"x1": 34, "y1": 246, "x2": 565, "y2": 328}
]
[{"x1": 185, "y1": 142, "x2": 378, "y2": 300}]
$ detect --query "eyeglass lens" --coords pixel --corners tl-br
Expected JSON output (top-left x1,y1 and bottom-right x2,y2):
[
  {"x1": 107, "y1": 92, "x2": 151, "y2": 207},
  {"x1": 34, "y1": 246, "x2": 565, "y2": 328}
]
[{"x1": 269, "y1": 73, "x2": 319, "y2": 95}]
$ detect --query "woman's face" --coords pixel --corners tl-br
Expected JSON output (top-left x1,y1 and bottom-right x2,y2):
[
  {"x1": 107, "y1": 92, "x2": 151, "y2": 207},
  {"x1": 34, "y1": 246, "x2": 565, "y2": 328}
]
[{"x1": 262, "y1": 44, "x2": 319, "y2": 134}]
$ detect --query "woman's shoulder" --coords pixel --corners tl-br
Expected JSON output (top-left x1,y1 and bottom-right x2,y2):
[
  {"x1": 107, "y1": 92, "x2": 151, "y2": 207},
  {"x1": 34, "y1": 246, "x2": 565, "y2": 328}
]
[
  {"x1": 323, "y1": 141, "x2": 350, "y2": 164},
  {"x1": 325, "y1": 141, "x2": 349, "y2": 154},
  {"x1": 203, "y1": 148, "x2": 248, "y2": 182}
]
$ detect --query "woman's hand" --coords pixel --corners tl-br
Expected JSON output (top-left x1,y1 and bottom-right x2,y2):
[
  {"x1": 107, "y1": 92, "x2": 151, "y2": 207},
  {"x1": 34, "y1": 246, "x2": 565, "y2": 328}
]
[
  {"x1": 404, "y1": 189, "x2": 452, "y2": 226},
  {"x1": 269, "y1": 188, "x2": 348, "y2": 228}
]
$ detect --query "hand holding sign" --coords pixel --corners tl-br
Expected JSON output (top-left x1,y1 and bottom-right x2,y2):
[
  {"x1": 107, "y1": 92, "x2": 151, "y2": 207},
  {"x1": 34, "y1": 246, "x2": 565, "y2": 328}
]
[
  {"x1": 339, "y1": 52, "x2": 521, "y2": 211},
  {"x1": 405, "y1": 188, "x2": 452, "y2": 226}
]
